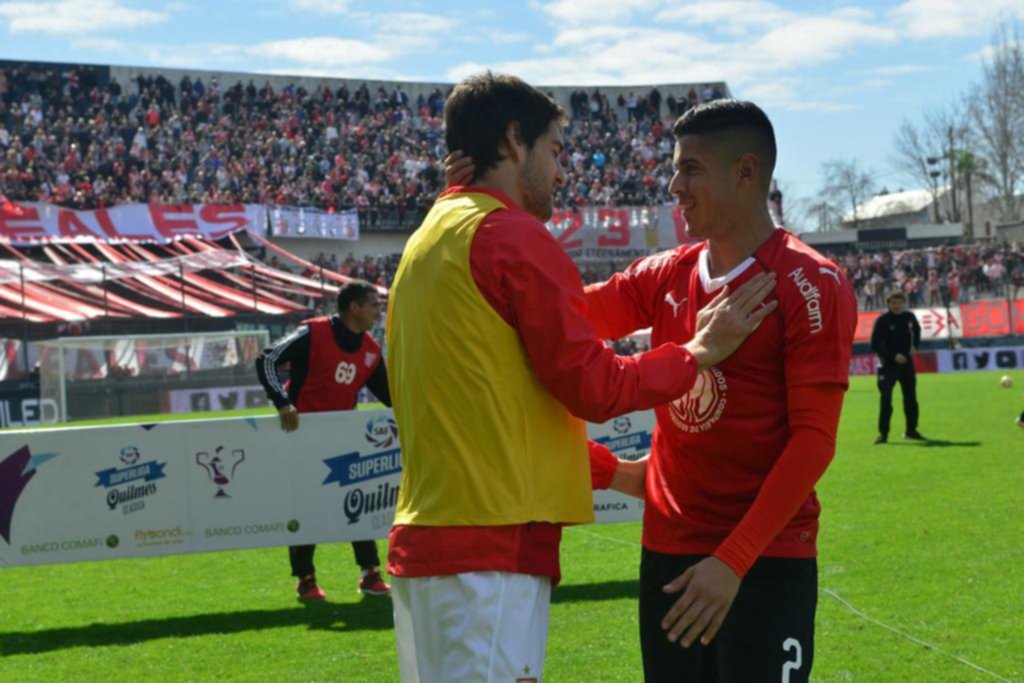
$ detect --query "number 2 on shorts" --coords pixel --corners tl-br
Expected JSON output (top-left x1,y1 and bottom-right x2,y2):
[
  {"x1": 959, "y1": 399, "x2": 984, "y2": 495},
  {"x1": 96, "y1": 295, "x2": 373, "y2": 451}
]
[{"x1": 781, "y1": 637, "x2": 802, "y2": 683}]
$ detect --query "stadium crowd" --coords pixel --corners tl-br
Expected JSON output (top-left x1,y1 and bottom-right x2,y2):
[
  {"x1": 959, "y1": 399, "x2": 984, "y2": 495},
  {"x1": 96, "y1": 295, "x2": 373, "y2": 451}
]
[
  {"x1": 0, "y1": 62, "x2": 724, "y2": 224},
  {"x1": 824, "y1": 242, "x2": 1024, "y2": 309},
  {"x1": 1, "y1": 62, "x2": 1021, "y2": 319}
]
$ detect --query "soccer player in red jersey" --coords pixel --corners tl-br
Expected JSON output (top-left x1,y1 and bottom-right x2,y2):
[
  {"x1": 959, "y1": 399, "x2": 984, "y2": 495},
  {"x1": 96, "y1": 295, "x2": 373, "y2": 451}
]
[
  {"x1": 256, "y1": 280, "x2": 392, "y2": 600},
  {"x1": 584, "y1": 100, "x2": 858, "y2": 682}
]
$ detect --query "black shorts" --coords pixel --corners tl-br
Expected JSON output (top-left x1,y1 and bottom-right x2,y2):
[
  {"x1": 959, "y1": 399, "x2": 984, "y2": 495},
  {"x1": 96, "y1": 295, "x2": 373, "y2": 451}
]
[{"x1": 639, "y1": 549, "x2": 817, "y2": 683}]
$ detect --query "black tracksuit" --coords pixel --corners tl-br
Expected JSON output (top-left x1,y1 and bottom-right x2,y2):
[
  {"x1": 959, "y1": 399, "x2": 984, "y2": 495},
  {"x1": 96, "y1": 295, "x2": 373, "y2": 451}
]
[
  {"x1": 255, "y1": 316, "x2": 391, "y2": 578},
  {"x1": 870, "y1": 310, "x2": 922, "y2": 437}
]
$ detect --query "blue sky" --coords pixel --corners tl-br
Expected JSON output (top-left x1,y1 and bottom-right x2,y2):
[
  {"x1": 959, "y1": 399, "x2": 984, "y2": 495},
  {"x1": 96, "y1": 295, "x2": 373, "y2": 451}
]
[{"x1": 1, "y1": 0, "x2": 1022, "y2": 226}]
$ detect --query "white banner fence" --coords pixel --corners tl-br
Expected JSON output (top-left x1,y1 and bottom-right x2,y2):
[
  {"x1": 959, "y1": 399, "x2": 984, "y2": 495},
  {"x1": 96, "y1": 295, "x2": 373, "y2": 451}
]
[{"x1": 0, "y1": 408, "x2": 651, "y2": 567}]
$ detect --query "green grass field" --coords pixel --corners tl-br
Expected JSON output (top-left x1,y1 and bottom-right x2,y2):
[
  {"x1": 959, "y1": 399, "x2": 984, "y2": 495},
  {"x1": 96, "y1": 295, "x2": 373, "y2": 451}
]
[{"x1": 1, "y1": 373, "x2": 1022, "y2": 682}]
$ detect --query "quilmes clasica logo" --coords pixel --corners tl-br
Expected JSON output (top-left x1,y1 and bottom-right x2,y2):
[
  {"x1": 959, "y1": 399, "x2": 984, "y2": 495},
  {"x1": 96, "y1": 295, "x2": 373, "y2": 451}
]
[{"x1": 95, "y1": 448, "x2": 167, "y2": 514}]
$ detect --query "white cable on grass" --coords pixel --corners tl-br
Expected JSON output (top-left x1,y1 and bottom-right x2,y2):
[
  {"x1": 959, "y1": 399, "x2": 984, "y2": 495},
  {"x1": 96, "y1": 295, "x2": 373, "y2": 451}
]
[
  {"x1": 821, "y1": 589, "x2": 1015, "y2": 683},
  {"x1": 567, "y1": 527, "x2": 1016, "y2": 683}
]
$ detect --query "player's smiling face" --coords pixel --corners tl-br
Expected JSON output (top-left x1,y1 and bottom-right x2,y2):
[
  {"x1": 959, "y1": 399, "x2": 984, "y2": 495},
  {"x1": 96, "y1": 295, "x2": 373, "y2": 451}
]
[{"x1": 669, "y1": 135, "x2": 736, "y2": 240}]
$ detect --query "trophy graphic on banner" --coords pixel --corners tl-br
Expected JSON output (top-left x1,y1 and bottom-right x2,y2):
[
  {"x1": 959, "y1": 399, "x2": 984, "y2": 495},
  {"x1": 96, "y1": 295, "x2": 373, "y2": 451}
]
[{"x1": 196, "y1": 447, "x2": 245, "y2": 499}]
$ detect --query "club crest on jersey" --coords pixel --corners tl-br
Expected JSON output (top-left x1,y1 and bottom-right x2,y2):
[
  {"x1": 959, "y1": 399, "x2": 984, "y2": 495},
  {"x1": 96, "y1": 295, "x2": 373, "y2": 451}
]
[
  {"x1": 788, "y1": 267, "x2": 823, "y2": 335},
  {"x1": 667, "y1": 367, "x2": 727, "y2": 433},
  {"x1": 364, "y1": 352, "x2": 377, "y2": 368}
]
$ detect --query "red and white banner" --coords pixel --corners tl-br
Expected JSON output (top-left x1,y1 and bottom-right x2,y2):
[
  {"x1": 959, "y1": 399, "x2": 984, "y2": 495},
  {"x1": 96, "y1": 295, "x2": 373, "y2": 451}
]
[
  {"x1": 0, "y1": 250, "x2": 250, "y2": 285},
  {"x1": 855, "y1": 301, "x2": 1024, "y2": 342},
  {"x1": 548, "y1": 205, "x2": 699, "y2": 262},
  {"x1": 0, "y1": 203, "x2": 267, "y2": 245},
  {"x1": 915, "y1": 307, "x2": 962, "y2": 340},
  {"x1": 854, "y1": 307, "x2": 962, "y2": 342},
  {"x1": 960, "y1": 300, "x2": 1024, "y2": 337}
]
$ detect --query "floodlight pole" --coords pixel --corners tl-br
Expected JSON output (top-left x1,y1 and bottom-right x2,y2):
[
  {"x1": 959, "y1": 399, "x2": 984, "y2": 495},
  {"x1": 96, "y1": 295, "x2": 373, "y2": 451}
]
[
  {"x1": 179, "y1": 260, "x2": 187, "y2": 329},
  {"x1": 19, "y1": 263, "x2": 29, "y2": 377},
  {"x1": 58, "y1": 342, "x2": 66, "y2": 423},
  {"x1": 101, "y1": 263, "x2": 109, "y2": 319}
]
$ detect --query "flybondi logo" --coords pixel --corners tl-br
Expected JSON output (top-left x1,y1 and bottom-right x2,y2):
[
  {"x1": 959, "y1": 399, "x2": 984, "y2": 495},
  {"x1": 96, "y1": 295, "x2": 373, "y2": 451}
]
[{"x1": 788, "y1": 267, "x2": 823, "y2": 335}]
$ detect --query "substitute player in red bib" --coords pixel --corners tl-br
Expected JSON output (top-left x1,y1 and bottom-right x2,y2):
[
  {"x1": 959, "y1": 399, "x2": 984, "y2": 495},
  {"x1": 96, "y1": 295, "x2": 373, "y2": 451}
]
[
  {"x1": 585, "y1": 100, "x2": 858, "y2": 682},
  {"x1": 256, "y1": 280, "x2": 392, "y2": 600}
]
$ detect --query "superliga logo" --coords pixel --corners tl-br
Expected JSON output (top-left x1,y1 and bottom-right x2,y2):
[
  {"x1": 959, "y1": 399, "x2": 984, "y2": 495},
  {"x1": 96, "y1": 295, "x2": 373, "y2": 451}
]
[
  {"x1": 364, "y1": 415, "x2": 399, "y2": 449},
  {"x1": 94, "y1": 447, "x2": 166, "y2": 514},
  {"x1": 667, "y1": 367, "x2": 728, "y2": 433}
]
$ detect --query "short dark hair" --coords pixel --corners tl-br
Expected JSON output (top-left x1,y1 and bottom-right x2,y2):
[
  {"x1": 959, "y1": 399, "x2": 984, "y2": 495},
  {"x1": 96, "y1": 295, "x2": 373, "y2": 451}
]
[
  {"x1": 887, "y1": 290, "x2": 907, "y2": 303},
  {"x1": 672, "y1": 99, "x2": 777, "y2": 191},
  {"x1": 445, "y1": 72, "x2": 567, "y2": 182},
  {"x1": 336, "y1": 280, "x2": 376, "y2": 313}
]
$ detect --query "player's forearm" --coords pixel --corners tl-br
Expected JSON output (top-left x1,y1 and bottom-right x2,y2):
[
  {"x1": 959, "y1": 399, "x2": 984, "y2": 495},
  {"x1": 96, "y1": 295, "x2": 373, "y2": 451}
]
[
  {"x1": 712, "y1": 428, "x2": 834, "y2": 577},
  {"x1": 255, "y1": 353, "x2": 290, "y2": 409},
  {"x1": 712, "y1": 384, "x2": 845, "y2": 578},
  {"x1": 536, "y1": 340, "x2": 699, "y2": 424}
]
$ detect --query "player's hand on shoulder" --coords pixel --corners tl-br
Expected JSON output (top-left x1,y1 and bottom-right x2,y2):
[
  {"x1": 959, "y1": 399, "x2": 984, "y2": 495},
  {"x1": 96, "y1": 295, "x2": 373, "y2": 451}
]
[
  {"x1": 278, "y1": 404, "x2": 299, "y2": 432},
  {"x1": 444, "y1": 150, "x2": 474, "y2": 188},
  {"x1": 687, "y1": 272, "x2": 778, "y2": 369},
  {"x1": 662, "y1": 556, "x2": 741, "y2": 648}
]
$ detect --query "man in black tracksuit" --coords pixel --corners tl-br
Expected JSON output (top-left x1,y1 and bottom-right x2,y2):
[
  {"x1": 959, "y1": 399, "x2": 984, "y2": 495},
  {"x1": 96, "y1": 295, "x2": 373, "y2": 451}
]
[
  {"x1": 870, "y1": 290, "x2": 925, "y2": 444},
  {"x1": 256, "y1": 280, "x2": 392, "y2": 600}
]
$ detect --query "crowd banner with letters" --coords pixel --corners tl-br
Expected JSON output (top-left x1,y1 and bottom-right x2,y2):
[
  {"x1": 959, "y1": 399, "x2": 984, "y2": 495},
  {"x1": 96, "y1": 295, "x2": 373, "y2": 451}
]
[
  {"x1": 960, "y1": 300, "x2": 1024, "y2": 337},
  {"x1": 936, "y1": 345, "x2": 1024, "y2": 373},
  {"x1": 0, "y1": 202, "x2": 267, "y2": 245},
  {"x1": 0, "y1": 408, "x2": 653, "y2": 567},
  {"x1": 546, "y1": 205, "x2": 699, "y2": 262},
  {"x1": 269, "y1": 206, "x2": 359, "y2": 241}
]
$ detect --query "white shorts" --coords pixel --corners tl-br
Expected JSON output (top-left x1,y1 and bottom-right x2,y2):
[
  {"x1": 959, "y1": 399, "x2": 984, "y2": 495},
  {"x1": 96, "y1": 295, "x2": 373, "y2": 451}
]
[{"x1": 392, "y1": 572, "x2": 551, "y2": 683}]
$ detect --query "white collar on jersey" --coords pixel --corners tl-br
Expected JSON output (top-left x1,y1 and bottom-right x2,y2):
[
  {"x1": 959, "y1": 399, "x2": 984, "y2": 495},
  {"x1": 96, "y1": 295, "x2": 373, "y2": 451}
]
[{"x1": 699, "y1": 248, "x2": 756, "y2": 293}]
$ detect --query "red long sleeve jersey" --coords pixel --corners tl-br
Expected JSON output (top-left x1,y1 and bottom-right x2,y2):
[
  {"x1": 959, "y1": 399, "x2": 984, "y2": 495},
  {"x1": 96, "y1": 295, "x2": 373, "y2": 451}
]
[{"x1": 586, "y1": 229, "x2": 857, "y2": 574}]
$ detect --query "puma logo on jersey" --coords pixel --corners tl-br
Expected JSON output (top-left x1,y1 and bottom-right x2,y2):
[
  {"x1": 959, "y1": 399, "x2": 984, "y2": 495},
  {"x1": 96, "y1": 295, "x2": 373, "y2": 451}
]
[
  {"x1": 819, "y1": 267, "x2": 841, "y2": 284},
  {"x1": 665, "y1": 292, "x2": 687, "y2": 317}
]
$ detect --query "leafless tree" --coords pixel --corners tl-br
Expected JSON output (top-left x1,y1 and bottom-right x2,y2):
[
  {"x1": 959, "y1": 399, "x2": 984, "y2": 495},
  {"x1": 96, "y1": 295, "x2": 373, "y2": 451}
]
[
  {"x1": 969, "y1": 20, "x2": 1024, "y2": 223},
  {"x1": 820, "y1": 159, "x2": 876, "y2": 228},
  {"x1": 890, "y1": 101, "x2": 971, "y2": 223}
]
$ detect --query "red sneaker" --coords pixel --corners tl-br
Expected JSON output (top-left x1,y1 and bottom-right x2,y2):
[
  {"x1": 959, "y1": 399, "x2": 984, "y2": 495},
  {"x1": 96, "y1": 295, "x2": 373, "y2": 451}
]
[
  {"x1": 296, "y1": 574, "x2": 327, "y2": 601},
  {"x1": 358, "y1": 570, "x2": 391, "y2": 596}
]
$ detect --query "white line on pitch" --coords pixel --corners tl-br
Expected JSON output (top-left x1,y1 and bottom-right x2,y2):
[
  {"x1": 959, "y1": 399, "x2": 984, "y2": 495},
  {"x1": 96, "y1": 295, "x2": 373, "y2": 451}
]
[{"x1": 567, "y1": 526, "x2": 1016, "y2": 683}]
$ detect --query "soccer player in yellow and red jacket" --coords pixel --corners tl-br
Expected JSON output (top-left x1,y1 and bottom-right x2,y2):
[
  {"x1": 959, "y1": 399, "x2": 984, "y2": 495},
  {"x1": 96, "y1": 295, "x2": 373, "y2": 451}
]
[
  {"x1": 386, "y1": 74, "x2": 778, "y2": 683},
  {"x1": 585, "y1": 100, "x2": 858, "y2": 682}
]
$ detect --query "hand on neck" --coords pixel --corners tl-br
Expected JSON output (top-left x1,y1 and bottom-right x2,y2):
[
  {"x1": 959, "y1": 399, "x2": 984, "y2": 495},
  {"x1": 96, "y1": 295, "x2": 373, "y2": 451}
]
[{"x1": 471, "y1": 164, "x2": 525, "y2": 210}]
